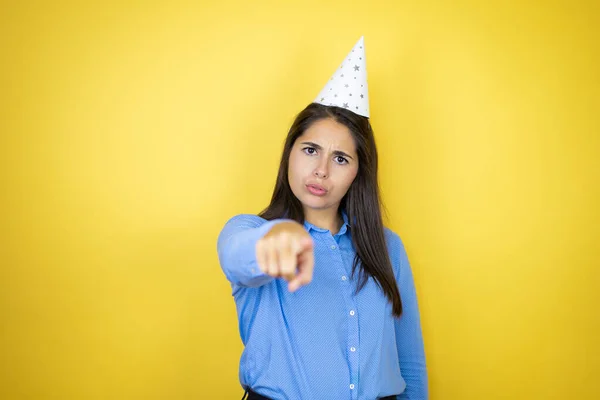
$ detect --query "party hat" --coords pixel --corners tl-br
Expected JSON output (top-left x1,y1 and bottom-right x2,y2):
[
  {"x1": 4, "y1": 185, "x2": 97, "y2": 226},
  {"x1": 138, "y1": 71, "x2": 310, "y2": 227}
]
[{"x1": 313, "y1": 36, "x2": 370, "y2": 118}]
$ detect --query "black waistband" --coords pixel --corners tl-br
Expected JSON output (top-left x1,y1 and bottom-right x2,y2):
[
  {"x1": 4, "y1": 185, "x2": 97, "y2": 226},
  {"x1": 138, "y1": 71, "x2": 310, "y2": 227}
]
[
  {"x1": 242, "y1": 388, "x2": 270, "y2": 400},
  {"x1": 242, "y1": 388, "x2": 397, "y2": 400}
]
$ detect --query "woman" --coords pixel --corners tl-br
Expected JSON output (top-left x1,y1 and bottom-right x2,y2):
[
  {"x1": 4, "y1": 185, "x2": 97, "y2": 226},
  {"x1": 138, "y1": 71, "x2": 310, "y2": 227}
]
[{"x1": 217, "y1": 37, "x2": 427, "y2": 400}]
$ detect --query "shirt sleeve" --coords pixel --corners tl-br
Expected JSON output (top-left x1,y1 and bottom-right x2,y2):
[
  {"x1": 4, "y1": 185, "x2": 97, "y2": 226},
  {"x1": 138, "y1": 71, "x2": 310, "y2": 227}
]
[
  {"x1": 216, "y1": 214, "x2": 289, "y2": 288},
  {"x1": 390, "y1": 232, "x2": 429, "y2": 399}
]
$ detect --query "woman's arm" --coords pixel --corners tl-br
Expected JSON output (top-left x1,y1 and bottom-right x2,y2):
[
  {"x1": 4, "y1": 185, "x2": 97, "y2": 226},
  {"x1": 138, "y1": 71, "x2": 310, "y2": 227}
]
[
  {"x1": 216, "y1": 214, "x2": 284, "y2": 287},
  {"x1": 391, "y1": 233, "x2": 428, "y2": 399}
]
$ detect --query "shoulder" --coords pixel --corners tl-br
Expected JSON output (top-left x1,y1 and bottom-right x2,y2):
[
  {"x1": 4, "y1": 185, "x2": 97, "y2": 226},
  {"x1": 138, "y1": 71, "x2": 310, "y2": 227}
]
[
  {"x1": 383, "y1": 226, "x2": 409, "y2": 275},
  {"x1": 222, "y1": 213, "x2": 268, "y2": 229},
  {"x1": 383, "y1": 226, "x2": 406, "y2": 254},
  {"x1": 217, "y1": 214, "x2": 270, "y2": 240}
]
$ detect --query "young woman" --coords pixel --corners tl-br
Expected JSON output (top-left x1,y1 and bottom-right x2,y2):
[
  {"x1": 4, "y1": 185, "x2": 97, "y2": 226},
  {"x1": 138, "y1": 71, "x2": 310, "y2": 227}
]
[{"x1": 217, "y1": 37, "x2": 427, "y2": 400}]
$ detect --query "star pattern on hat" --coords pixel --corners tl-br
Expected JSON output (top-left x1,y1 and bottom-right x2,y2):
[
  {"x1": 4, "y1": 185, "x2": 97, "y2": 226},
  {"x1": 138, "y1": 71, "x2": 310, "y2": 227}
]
[{"x1": 313, "y1": 36, "x2": 370, "y2": 118}]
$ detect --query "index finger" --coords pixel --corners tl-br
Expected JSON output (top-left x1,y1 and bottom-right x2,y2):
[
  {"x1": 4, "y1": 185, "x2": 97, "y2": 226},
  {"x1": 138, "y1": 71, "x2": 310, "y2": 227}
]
[{"x1": 287, "y1": 248, "x2": 314, "y2": 292}]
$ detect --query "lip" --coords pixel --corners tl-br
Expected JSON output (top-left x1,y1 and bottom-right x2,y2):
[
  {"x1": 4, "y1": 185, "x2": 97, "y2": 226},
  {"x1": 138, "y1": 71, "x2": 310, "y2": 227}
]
[{"x1": 306, "y1": 183, "x2": 328, "y2": 197}]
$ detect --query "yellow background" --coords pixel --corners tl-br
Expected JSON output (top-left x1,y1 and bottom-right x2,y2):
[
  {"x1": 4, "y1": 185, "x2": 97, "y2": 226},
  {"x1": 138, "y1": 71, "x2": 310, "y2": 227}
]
[{"x1": 1, "y1": 1, "x2": 598, "y2": 399}]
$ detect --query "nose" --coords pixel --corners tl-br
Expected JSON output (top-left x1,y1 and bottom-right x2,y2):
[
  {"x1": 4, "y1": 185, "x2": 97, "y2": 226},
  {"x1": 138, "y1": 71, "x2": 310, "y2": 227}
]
[
  {"x1": 314, "y1": 170, "x2": 327, "y2": 179},
  {"x1": 313, "y1": 158, "x2": 329, "y2": 179}
]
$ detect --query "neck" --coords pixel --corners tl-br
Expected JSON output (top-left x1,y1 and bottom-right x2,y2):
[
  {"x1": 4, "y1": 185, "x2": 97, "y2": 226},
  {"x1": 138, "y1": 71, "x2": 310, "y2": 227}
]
[{"x1": 304, "y1": 207, "x2": 343, "y2": 234}]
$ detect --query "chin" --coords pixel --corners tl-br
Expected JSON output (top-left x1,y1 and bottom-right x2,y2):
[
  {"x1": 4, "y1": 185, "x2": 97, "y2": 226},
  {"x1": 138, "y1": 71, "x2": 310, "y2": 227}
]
[
  {"x1": 301, "y1": 197, "x2": 325, "y2": 208},
  {"x1": 300, "y1": 195, "x2": 336, "y2": 211}
]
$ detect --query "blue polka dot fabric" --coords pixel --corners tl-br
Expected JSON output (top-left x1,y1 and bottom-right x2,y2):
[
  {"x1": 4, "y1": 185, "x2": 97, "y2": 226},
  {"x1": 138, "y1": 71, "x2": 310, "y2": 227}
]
[{"x1": 217, "y1": 212, "x2": 428, "y2": 399}]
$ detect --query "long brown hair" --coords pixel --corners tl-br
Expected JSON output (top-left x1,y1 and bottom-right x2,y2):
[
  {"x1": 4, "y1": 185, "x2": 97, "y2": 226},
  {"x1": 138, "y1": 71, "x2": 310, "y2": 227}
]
[{"x1": 259, "y1": 102, "x2": 402, "y2": 317}]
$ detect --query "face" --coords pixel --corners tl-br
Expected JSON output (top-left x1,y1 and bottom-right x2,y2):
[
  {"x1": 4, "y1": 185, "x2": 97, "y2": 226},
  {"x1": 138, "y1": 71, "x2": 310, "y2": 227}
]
[{"x1": 288, "y1": 118, "x2": 359, "y2": 214}]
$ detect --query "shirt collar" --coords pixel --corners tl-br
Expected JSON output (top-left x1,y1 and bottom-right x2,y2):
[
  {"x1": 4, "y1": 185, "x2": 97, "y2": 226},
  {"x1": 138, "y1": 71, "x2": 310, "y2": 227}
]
[{"x1": 303, "y1": 209, "x2": 350, "y2": 236}]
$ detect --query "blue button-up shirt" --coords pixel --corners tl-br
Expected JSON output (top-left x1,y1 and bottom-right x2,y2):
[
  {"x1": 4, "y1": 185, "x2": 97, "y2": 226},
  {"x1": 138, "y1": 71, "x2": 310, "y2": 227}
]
[{"x1": 217, "y1": 213, "x2": 428, "y2": 399}]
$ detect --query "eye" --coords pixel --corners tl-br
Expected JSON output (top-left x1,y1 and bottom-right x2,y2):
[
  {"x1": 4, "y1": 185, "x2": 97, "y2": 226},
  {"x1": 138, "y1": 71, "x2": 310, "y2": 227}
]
[
  {"x1": 335, "y1": 156, "x2": 349, "y2": 165},
  {"x1": 302, "y1": 147, "x2": 317, "y2": 155}
]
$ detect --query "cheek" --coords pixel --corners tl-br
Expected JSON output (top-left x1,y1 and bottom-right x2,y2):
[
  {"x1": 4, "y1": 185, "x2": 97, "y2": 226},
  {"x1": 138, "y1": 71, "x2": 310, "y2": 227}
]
[
  {"x1": 288, "y1": 153, "x2": 306, "y2": 185},
  {"x1": 289, "y1": 153, "x2": 312, "y2": 179},
  {"x1": 338, "y1": 167, "x2": 358, "y2": 192}
]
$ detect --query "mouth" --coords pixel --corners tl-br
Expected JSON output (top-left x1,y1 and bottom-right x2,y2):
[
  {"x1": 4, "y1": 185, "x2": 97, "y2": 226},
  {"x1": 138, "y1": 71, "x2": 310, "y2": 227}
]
[{"x1": 306, "y1": 183, "x2": 328, "y2": 197}]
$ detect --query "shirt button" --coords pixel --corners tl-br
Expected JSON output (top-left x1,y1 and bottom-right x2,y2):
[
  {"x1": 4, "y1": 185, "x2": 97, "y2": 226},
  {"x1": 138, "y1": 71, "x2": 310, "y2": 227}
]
[
  {"x1": 349, "y1": 310, "x2": 355, "y2": 316},
  {"x1": 350, "y1": 347, "x2": 356, "y2": 352},
  {"x1": 349, "y1": 384, "x2": 355, "y2": 390},
  {"x1": 341, "y1": 276, "x2": 347, "y2": 281},
  {"x1": 331, "y1": 245, "x2": 337, "y2": 250}
]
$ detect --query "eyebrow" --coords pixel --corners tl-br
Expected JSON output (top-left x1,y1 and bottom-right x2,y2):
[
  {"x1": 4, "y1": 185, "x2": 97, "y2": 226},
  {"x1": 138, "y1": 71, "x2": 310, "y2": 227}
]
[{"x1": 300, "y1": 141, "x2": 354, "y2": 160}]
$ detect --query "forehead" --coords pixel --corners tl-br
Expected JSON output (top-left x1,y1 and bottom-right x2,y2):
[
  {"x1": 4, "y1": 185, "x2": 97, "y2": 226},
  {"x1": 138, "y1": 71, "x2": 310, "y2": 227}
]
[{"x1": 300, "y1": 118, "x2": 355, "y2": 147}]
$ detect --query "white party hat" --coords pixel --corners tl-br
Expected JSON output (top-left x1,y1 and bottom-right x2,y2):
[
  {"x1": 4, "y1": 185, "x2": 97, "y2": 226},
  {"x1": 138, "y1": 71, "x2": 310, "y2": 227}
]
[{"x1": 313, "y1": 36, "x2": 370, "y2": 118}]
